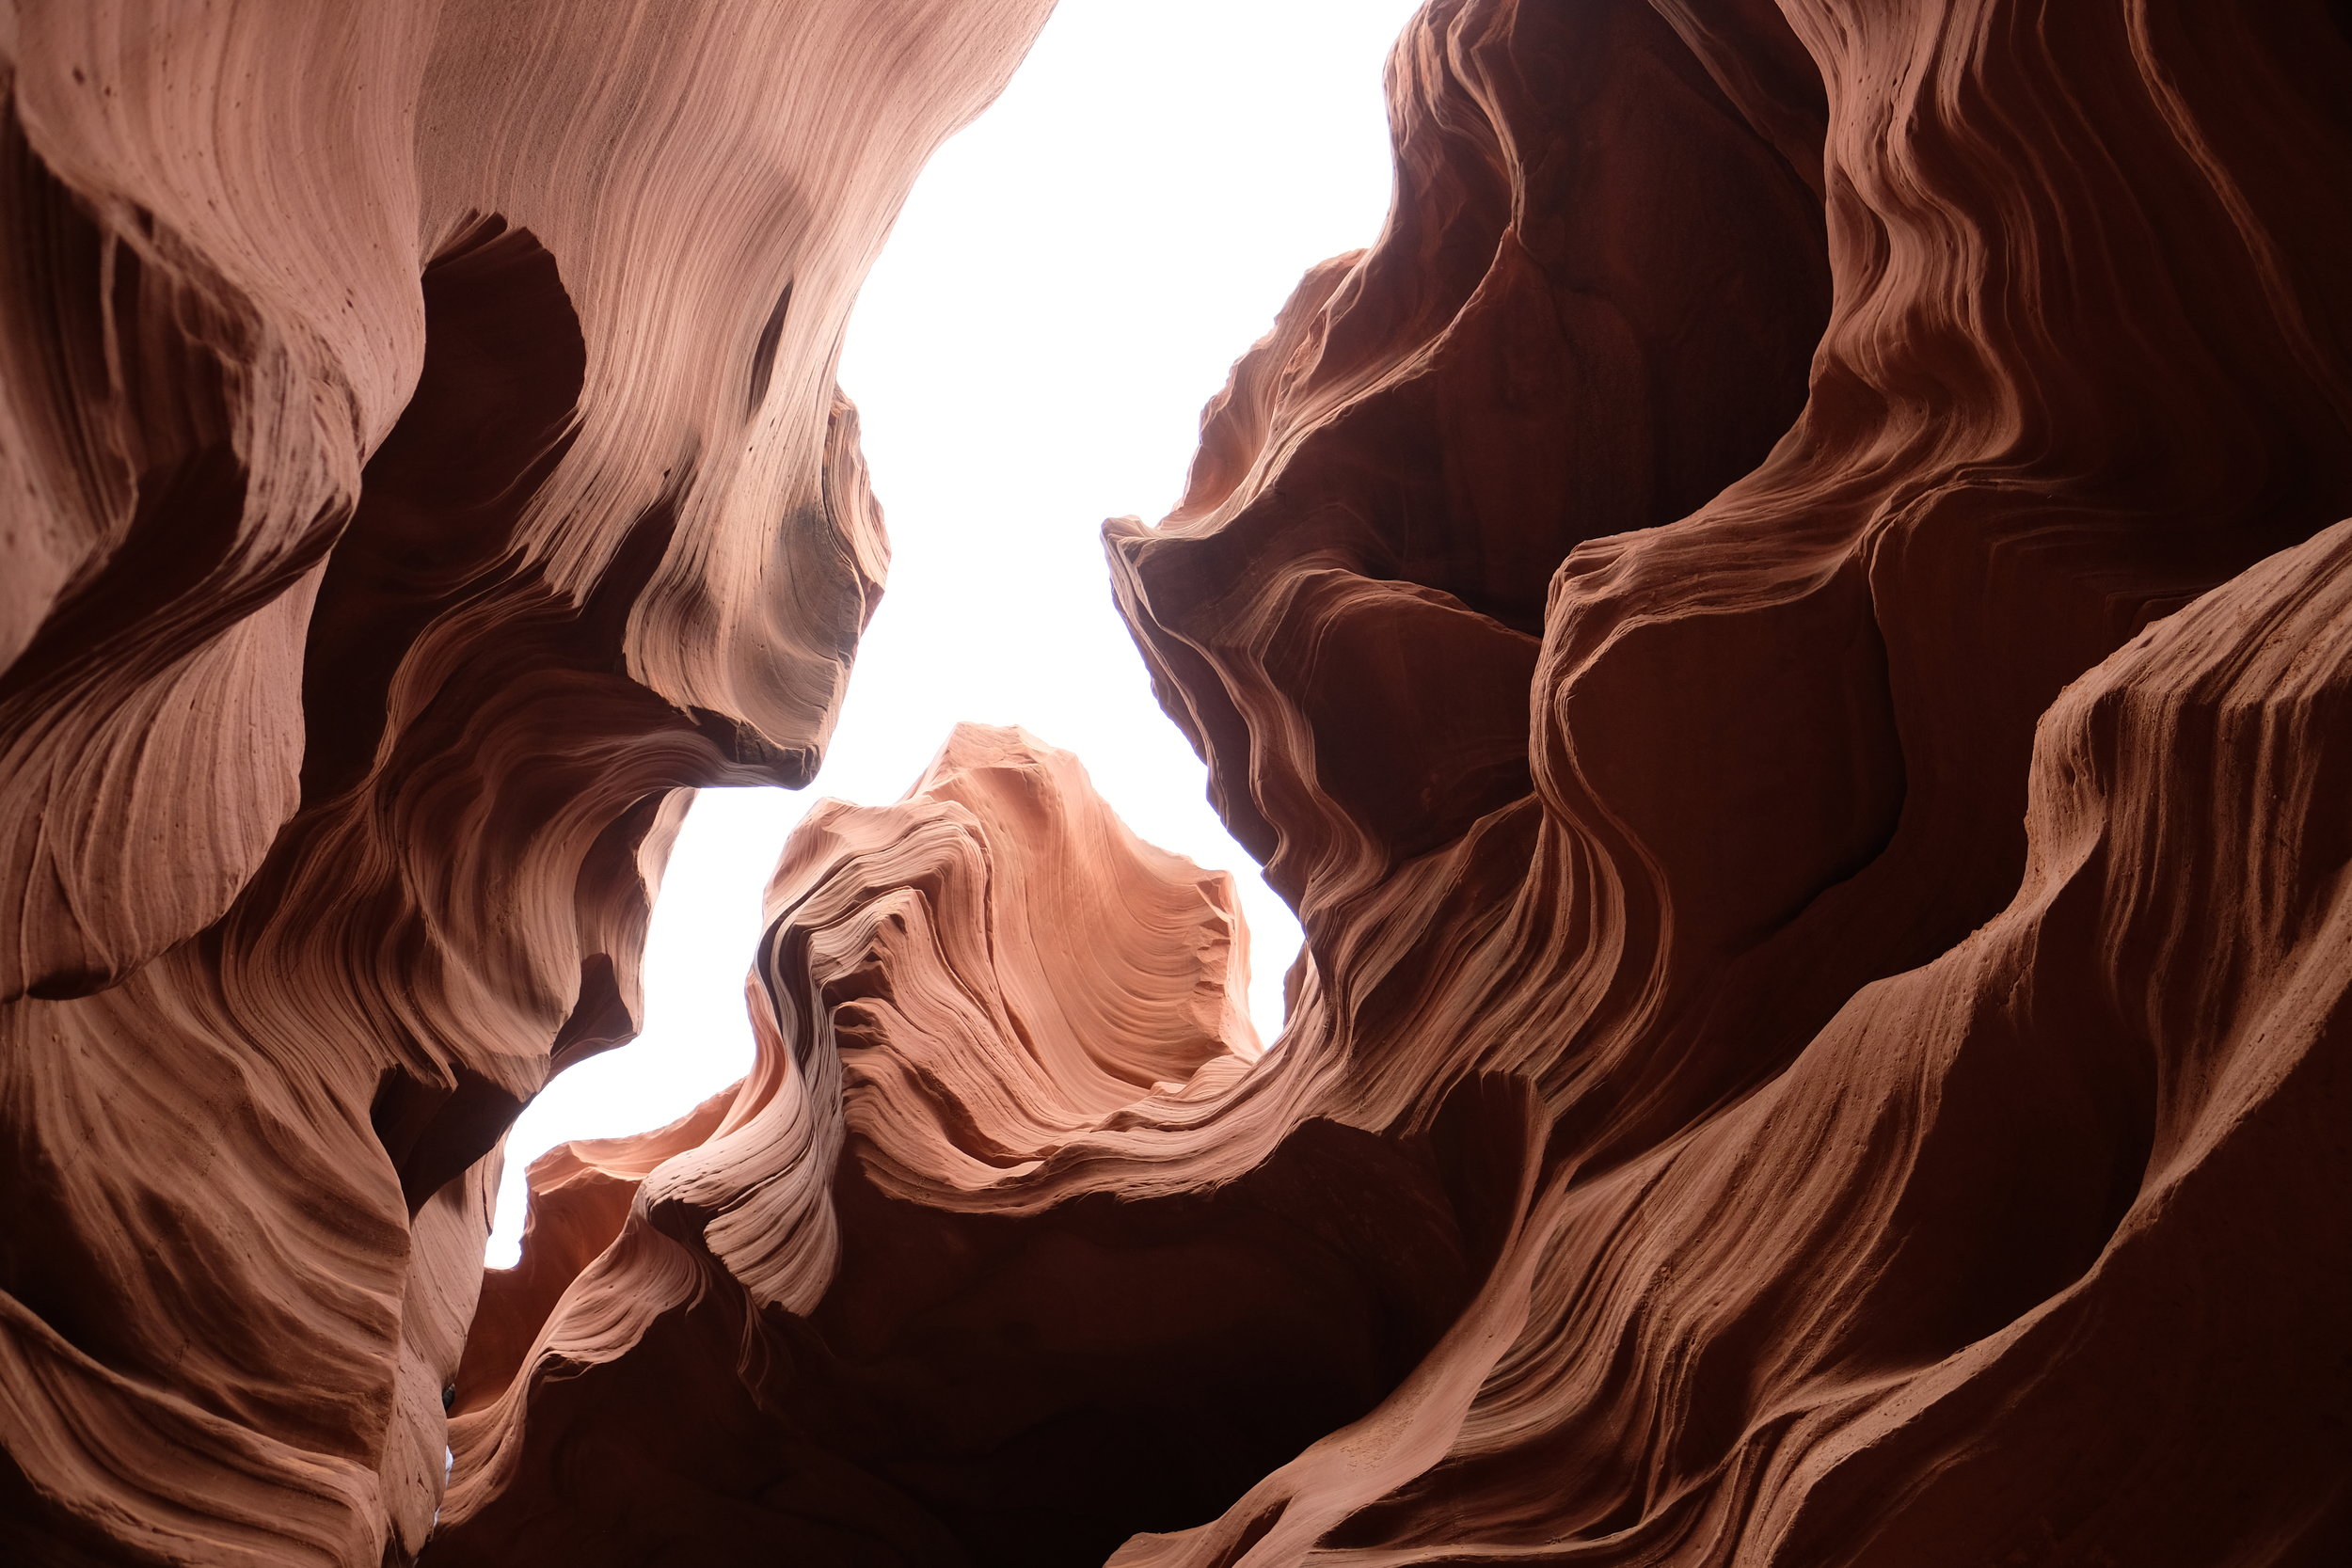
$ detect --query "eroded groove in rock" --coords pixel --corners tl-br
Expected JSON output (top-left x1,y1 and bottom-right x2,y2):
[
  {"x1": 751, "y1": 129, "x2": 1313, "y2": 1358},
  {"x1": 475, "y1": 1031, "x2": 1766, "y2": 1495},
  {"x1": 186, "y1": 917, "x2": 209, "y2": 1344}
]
[
  {"x1": 0, "y1": 2, "x2": 1054, "y2": 1563},
  {"x1": 440, "y1": 2, "x2": 2352, "y2": 1566}
]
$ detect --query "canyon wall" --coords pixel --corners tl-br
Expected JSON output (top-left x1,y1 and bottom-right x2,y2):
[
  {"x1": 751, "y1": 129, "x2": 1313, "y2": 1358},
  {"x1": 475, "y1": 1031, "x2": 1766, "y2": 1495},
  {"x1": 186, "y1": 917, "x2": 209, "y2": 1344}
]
[
  {"x1": 7, "y1": 0, "x2": 2352, "y2": 1565},
  {"x1": 435, "y1": 0, "x2": 2352, "y2": 1565},
  {"x1": 0, "y1": 0, "x2": 1054, "y2": 1562}
]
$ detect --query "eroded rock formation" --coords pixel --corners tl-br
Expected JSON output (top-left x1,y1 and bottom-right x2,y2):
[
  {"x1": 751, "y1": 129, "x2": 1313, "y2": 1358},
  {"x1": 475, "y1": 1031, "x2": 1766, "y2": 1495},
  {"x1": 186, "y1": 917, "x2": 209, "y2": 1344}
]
[
  {"x1": 9, "y1": 0, "x2": 2352, "y2": 1564},
  {"x1": 0, "y1": 1, "x2": 1054, "y2": 1561},
  {"x1": 436, "y1": 1, "x2": 2352, "y2": 1565}
]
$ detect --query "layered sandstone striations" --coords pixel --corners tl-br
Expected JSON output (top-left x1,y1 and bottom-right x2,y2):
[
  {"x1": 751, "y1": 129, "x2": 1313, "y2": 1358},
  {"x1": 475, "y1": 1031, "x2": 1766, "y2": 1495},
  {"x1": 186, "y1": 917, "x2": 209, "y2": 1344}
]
[
  {"x1": 439, "y1": 0, "x2": 2352, "y2": 1564},
  {"x1": 8, "y1": 0, "x2": 2352, "y2": 1564},
  {"x1": 0, "y1": 1, "x2": 1054, "y2": 1562},
  {"x1": 440, "y1": 726, "x2": 1496, "y2": 1564}
]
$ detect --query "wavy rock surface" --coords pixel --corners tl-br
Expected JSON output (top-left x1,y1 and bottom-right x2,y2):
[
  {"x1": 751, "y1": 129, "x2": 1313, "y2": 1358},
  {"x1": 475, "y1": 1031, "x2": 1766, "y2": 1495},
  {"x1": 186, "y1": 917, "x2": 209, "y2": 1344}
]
[
  {"x1": 10, "y1": 0, "x2": 2352, "y2": 1564},
  {"x1": 0, "y1": 1, "x2": 1053, "y2": 1562},
  {"x1": 440, "y1": 1, "x2": 2352, "y2": 1565},
  {"x1": 440, "y1": 726, "x2": 1499, "y2": 1564}
]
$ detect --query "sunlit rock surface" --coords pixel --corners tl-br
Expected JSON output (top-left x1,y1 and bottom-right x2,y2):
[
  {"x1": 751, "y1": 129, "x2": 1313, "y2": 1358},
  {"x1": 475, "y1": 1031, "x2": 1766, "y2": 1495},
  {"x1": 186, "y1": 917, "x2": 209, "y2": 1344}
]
[
  {"x1": 441, "y1": 1, "x2": 2352, "y2": 1564},
  {"x1": 10, "y1": 0, "x2": 2352, "y2": 1564},
  {"x1": 0, "y1": 0, "x2": 1053, "y2": 1561},
  {"x1": 437, "y1": 726, "x2": 1489, "y2": 1564}
]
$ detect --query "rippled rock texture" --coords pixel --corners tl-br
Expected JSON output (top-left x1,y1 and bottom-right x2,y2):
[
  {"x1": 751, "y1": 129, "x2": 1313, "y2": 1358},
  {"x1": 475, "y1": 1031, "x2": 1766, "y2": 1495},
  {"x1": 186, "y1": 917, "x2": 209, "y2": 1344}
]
[
  {"x1": 11, "y1": 0, "x2": 2352, "y2": 1564},
  {"x1": 0, "y1": 1, "x2": 1053, "y2": 1561},
  {"x1": 440, "y1": 0, "x2": 2352, "y2": 1564}
]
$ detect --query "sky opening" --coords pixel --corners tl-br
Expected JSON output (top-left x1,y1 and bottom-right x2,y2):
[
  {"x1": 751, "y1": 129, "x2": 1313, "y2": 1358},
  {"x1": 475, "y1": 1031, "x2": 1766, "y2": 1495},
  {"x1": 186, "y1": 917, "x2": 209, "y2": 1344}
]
[{"x1": 487, "y1": 0, "x2": 1427, "y2": 1265}]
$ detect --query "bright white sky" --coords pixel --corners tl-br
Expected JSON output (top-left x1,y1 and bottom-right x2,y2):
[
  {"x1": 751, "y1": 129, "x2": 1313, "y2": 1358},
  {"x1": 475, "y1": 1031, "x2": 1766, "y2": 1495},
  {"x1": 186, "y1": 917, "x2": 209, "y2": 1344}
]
[{"x1": 488, "y1": 0, "x2": 1426, "y2": 1263}]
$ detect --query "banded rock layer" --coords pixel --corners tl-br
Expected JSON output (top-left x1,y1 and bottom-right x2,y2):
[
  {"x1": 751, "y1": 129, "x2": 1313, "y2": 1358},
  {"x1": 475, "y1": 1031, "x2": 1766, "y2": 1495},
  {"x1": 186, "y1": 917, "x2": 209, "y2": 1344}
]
[
  {"x1": 6, "y1": 0, "x2": 2352, "y2": 1565},
  {"x1": 0, "y1": 0, "x2": 1053, "y2": 1562},
  {"x1": 442, "y1": 1, "x2": 2352, "y2": 1565}
]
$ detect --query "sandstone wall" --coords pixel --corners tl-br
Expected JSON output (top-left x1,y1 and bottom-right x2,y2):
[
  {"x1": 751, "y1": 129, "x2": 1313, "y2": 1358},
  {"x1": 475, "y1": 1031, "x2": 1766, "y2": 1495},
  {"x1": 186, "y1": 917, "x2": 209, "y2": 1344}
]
[
  {"x1": 438, "y1": 3, "x2": 2352, "y2": 1564},
  {"x1": 0, "y1": 2, "x2": 1053, "y2": 1560},
  {"x1": 7, "y1": 2, "x2": 2351, "y2": 1565}
]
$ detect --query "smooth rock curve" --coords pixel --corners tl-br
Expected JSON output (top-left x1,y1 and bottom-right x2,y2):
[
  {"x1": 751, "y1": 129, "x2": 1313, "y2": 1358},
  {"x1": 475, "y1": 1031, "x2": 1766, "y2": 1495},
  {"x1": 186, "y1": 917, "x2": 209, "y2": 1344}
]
[
  {"x1": 0, "y1": 1, "x2": 1053, "y2": 1561},
  {"x1": 443, "y1": 2, "x2": 2352, "y2": 1564}
]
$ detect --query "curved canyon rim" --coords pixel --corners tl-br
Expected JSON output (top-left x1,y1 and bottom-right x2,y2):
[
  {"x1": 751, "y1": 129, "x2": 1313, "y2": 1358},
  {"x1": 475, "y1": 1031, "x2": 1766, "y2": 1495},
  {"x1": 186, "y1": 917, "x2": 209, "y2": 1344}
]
[{"x1": 3, "y1": 3, "x2": 2351, "y2": 1568}]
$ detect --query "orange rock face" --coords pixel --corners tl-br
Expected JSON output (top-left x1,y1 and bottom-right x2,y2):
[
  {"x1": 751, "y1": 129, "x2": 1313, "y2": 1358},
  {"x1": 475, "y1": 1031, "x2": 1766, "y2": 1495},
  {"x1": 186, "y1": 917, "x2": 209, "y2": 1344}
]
[
  {"x1": 0, "y1": 1, "x2": 1052, "y2": 1561},
  {"x1": 9, "y1": 0, "x2": 2352, "y2": 1565}
]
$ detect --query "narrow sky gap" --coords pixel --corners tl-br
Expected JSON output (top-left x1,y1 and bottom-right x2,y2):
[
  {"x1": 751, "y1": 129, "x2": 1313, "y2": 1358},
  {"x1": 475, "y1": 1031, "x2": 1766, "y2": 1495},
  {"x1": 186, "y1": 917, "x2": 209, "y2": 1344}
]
[{"x1": 487, "y1": 0, "x2": 1425, "y2": 1265}]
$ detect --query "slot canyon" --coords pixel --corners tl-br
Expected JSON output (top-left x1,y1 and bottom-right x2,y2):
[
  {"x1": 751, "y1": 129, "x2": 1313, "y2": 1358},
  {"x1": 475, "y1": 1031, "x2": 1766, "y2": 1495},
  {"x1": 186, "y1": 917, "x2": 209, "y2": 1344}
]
[{"x1": 4, "y1": 0, "x2": 2350, "y2": 1563}]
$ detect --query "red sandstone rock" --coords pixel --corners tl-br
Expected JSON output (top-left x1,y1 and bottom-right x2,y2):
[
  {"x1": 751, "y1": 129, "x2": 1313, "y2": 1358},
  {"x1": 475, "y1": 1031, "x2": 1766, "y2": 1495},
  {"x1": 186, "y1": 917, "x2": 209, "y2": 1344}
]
[
  {"x1": 436, "y1": 1, "x2": 2352, "y2": 1565},
  {"x1": 439, "y1": 725, "x2": 1499, "y2": 1564},
  {"x1": 11, "y1": 0, "x2": 2352, "y2": 1565},
  {"x1": 0, "y1": 2, "x2": 1052, "y2": 1562}
]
